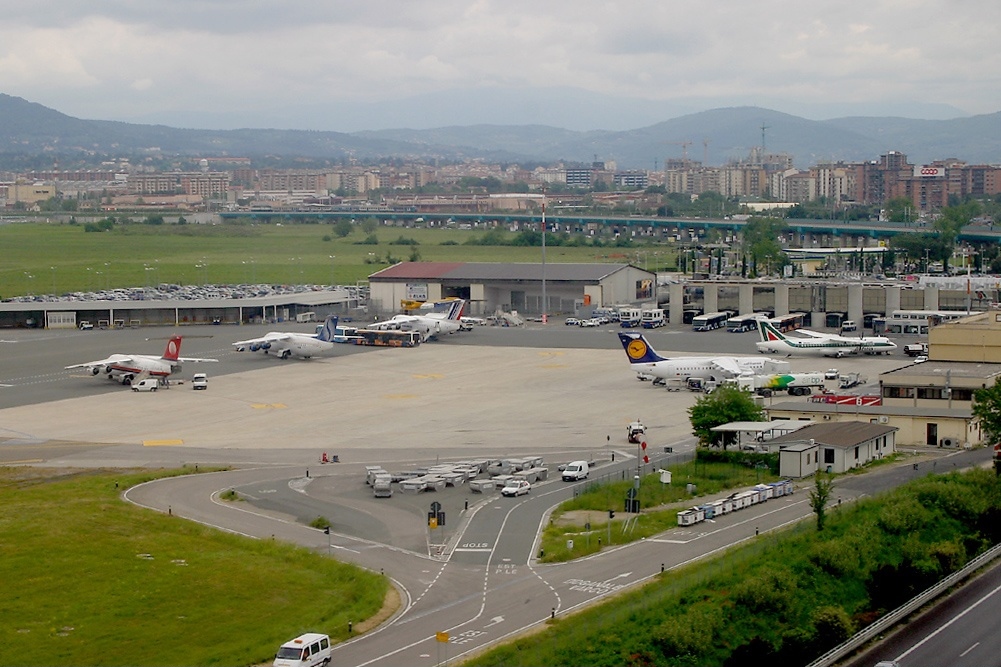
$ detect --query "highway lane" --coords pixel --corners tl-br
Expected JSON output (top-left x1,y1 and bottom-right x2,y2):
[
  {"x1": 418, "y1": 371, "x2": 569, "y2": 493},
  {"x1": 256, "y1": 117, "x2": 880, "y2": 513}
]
[{"x1": 845, "y1": 560, "x2": 1001, "y2": 667}]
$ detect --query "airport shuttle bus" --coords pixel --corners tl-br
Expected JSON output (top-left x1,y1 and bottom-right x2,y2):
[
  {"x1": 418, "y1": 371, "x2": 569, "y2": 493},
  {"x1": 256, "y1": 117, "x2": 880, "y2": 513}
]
[
  {"x1": 725, "y1": 313, "x2": 765, "y2": 333},
  {"x1": 872, "y1": 310, "x2": 980, "y2": 335},
  {"x1": 768, "y1": 312, "x2": 806, "y2": 333},
  {"x1": 692, "y1": 311, "x2": 732, "y2": 331},
  {"x1": 355, "y1": 329, "x2": 422, "y2": 347}
]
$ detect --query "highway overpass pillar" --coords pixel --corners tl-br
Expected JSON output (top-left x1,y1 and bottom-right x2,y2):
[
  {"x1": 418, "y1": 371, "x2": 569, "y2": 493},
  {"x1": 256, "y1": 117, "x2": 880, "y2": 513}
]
[
  {"x1": 704, "y1": 284, "x2": 719, "y2": 314},
  {"x1": 738, "y1": 284, "x2": 754, "y2": 315},
  {"x1": 668, "y1": 283, "x2": 684, "y2": 324},
  {"x1": 775, "y1": 284, "x2": 790, "y2": 317}
]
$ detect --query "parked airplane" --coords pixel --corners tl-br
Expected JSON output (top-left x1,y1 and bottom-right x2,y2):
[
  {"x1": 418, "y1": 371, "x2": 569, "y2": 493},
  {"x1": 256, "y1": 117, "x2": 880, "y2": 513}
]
[
  {"x1": 617, "y1": 332, "x2": 791, "y2": 384},
  {"x1": 65, "y1": 336, "x2": 218, "y2": 385},
  {"x1": 755, "y1": 319, "x2": 897, "y2": 357},
  {"x1": 232, "y1": 315, "x2": 339, "y2": 359},
  {"x1": 369, "y1": 299, "x2": 465, "y2": 341}
]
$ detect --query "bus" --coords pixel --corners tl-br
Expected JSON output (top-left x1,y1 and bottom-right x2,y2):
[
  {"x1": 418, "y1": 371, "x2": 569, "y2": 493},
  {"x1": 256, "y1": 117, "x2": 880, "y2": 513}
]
[
  {"x1": 725, "y1": 313, "x2": 767, "y2": 333},
  {"x1": 354, "y1": 329, "x2": 421, "y2": 347},
  {"x1": 872, "y1": 310, "x2": 980, "y2": 335},
  {"x1": 769, "y1": 312, "x2": 806, "y2": 333},
  {"x1": 692, "y1": 311, "x2": 732, "y2": 331}
]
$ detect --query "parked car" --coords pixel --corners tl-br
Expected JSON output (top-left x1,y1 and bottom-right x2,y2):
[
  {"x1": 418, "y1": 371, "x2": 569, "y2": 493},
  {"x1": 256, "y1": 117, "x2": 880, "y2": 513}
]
[
  {"x1": 564, "y1": 317, "x2": 580, "y2": 326},
  {"x1": 825, "y1": 368, "x2": 839, "y2": 380},
  {"x1": 78, "y1": 321, "x2": 93, "y2": 330},
  {"x1": 579, "y1": 318, "x2": 600, "y2": 327},
  {"x1": 501, "y1": 479, "x2": 531, "y2": 497}
]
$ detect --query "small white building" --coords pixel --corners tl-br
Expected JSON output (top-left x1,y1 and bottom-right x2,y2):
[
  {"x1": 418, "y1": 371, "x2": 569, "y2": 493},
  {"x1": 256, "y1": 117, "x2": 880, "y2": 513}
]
[{"x1": 770, "y1": 421, "x2": 898, "y2": 478}]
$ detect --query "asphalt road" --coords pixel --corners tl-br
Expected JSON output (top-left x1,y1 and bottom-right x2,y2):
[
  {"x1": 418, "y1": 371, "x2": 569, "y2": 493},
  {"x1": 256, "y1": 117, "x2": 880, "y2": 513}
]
[{"x1": 1, "y1": 319, "x2": 987, "y2": 667}]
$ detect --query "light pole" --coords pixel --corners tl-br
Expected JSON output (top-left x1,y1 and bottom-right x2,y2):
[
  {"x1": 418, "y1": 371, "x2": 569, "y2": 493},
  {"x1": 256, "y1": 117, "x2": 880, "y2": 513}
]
[
  {"x1": 541, "y1": 191, "x2": 547, "y2": 323},
  {"x1": 50, "y1": 266, "x2": 56, "y2": 295},
  {"x1": 328, "y1": 256, "x2": 336, "y2": 289}
]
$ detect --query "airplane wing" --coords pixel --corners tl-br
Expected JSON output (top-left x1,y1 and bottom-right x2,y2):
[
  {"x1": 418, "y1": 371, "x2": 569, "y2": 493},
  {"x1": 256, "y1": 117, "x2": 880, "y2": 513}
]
[
  {"x1": 795, "y1": 329, "x2": 832, "y2": 339},
  {"x1": 65, "y1": 355, "x2": 133, "y2": 370},
  {"x1": 178, "y1": 356, "x2": 219, "y2": 363},
  {"x1": 232, "y1": 332, "x2": 293, "y2": 352},
  {"x1": 709, "y1": 358, "x2": 743, "y2": 376}
]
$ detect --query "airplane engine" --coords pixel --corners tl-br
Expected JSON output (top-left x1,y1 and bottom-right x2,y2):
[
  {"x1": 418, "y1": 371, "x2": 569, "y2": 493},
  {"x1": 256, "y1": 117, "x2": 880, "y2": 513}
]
[
  {"x1": 103, "y1": 365, "x2": 114, "y2": 375},
  {"x1": 249, "y1": 343, "x2": 261, "y2": 352},
  {"x1": 261, "y1": 342, "x2": 271, "y2": 350},
  {"x1": 91, "y1": 366, "x2": 101, "y2": 376}
]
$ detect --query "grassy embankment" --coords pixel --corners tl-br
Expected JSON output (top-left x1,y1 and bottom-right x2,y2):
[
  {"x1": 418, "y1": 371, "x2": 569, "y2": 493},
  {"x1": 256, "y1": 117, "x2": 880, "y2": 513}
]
[
  {"x1": 539, "y1": 452, "x2": 781, "y2": 561},
  {"x1": 0, "y1": 467, "x2": 390, "y2": 667},
  {"x1": 466, "y1": 467, "x2": 1001, "y2": 667},
  {"x1": 1, "y1": 220, "x2": 676, "y2": 299}
]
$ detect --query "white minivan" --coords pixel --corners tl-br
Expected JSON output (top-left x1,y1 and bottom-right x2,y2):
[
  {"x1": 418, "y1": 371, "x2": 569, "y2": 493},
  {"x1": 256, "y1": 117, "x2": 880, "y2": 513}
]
[
  {"x1": 131, "y1": 378, "x2": 159, "y2": 392},
  {"x1": 191, "y1": 373, "x2": 208, "y2": 390},
  {"x1": 562, "y1": 460, "x2": 589, "y2": 481},
  {"x1": 273, "y1": 633, "x2": 331, "y2": 667}
]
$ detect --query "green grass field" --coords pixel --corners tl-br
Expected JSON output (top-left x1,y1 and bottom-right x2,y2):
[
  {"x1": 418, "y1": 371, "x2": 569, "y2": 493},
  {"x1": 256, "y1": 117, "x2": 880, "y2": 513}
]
[
  {"x1": 1, "y1": 221, "x2": 671, "y2": 299},
  {"x1": 0, "y1": 467, "x2": 389, "y2": 667}
]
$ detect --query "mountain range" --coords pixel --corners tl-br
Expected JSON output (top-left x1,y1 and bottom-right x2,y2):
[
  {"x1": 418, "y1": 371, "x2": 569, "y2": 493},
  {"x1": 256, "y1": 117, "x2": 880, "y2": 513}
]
[{"x1": 2, "y1": 93, "x2": 1000, "y2": 170}]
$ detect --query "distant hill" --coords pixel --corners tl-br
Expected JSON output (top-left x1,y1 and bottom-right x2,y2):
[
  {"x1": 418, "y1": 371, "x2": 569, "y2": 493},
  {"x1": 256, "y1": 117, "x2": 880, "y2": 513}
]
[{"x1": 2, "y1": 93, "x2": 1000, "y2": 169}]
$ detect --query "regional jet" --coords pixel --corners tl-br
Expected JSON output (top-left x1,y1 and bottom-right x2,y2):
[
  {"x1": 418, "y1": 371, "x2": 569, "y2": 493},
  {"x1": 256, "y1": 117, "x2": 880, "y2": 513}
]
[
  {"x1": 368, "y1": 299, "x2": 465, "y2": 342},
  {"x1": 617, "y1": 332, "x2": 790, "y2": 385},
  {"x1": 232, "y1": 315, "x2": 339, "y2": 360},
  {"x1": 755, "y1": 319, "x2": 897, "y2": 358},
  {"x1": 65, "y1": 336, "x2": 218, "y2": 385}
]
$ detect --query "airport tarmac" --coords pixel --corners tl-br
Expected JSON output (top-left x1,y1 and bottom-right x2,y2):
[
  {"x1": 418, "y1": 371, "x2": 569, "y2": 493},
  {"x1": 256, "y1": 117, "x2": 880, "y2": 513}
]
[{"x1": 0, "y1": 322, "x2": 914, "y2": 470}]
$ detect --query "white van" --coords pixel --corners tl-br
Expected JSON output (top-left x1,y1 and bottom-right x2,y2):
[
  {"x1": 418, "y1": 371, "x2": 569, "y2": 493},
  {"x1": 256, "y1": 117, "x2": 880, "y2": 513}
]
[
  {"x1": 191, "y1": 373, "x2": 208, "y2": 390},
  {"x1": 131, "y1": 378, "x2": 159, "y2": 392},
  {"x1": 562, "y1": 460, "x2": 589, "y2": 481},
  {"x1": 273, "y1": 633, "x2": 331, "y2": 667}
]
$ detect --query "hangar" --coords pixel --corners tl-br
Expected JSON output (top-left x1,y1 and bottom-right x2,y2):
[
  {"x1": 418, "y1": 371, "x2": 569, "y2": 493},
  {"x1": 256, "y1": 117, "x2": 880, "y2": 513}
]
[{"x1": 367, "y1": 262, "x2": 657, "y2": 318}]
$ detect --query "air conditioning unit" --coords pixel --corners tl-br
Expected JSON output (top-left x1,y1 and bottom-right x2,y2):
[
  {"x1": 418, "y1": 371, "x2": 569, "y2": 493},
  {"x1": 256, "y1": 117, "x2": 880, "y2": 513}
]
[
  {"x1": 878, "y1": 415, "x2": 889, "y2": 424},
  {"x1": 940, "y1": 437, "x2": 956, "y2": 447},
  {"x1": 822, "y1": 414, "x2": 832, "y2": 421}
]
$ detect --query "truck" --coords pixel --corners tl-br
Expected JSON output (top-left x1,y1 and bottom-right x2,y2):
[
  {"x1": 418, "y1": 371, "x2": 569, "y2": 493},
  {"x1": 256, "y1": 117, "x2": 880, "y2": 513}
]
[
  {"x1": 725, "y1": 372, "x2": 826, "y2": 396},
  {"x1": 904, "y1": 342, "x2": 928, "y2": 357},
  {"x1": 838, "y1": 372, "x2": 866, "y2": 389}
]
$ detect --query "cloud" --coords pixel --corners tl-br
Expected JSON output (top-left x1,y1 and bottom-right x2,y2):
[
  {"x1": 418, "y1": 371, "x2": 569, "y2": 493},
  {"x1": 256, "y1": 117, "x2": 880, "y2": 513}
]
[{"x1": 0, "y1": 1, "x2": 998, "y2": 130}]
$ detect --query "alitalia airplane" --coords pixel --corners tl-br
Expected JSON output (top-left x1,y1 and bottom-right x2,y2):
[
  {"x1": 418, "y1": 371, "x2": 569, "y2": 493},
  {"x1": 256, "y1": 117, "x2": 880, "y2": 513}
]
[
  {"x1": 618, "y1": 332, "x2": 790, "y2": 384},
  {"x1": 65, "y1": 336, "x2": 218, "y2": 385},
  {"x1": 755, "y1": 319, "x2": 897, "y2": 358}
]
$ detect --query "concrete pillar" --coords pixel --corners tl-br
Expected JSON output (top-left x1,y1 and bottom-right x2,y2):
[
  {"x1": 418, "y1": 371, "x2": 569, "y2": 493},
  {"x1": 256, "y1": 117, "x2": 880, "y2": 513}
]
[
  {"x1": 774, "y1": 284, "x2": 790, "y2": 317},
  {"x1": 668, "y1": 283, "x2": 684, "y2": 325},
  {"x1": 924, "y1": 285, "x2": 939, "y2": 311},
  {"x1": 885, "y1": 285, "x2": 901, "y2": 313},
  {"x1": 703, "y1": 284, "x2": 719, "y2": 314},
  {"x1": 811, "y1": 312, "x2": 826, "y2": 329},
  {"x1": 739, "y1": 284, "x2": 754, "y2": 314},
  {"x1": 848, "y1": 284, "x2": 863, "y2": 325}
]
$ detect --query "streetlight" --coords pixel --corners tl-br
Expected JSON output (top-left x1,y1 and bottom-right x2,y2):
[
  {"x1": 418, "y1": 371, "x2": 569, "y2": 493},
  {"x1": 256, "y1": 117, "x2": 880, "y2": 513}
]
[
  {"x1": 541, "y1": 191, "x2": 547, "y2": 323},
  {"x1": 50, "y1": 266, "x2": 56, "y2": 295},
  {"x1": 328, "y1": 256, "x2": 336, "y2": 289}
]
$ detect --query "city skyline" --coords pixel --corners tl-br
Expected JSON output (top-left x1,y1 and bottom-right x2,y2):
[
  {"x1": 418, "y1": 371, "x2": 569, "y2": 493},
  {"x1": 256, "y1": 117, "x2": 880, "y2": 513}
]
[{"x1": 1, "y1": 1, "x2": 998, "y2": 133}]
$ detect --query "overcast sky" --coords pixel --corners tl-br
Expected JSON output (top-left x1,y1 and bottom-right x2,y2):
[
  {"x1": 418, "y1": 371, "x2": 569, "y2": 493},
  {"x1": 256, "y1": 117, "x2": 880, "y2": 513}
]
[{"x1": 2, "y1": 1, "x2": 998, "y2": 132}]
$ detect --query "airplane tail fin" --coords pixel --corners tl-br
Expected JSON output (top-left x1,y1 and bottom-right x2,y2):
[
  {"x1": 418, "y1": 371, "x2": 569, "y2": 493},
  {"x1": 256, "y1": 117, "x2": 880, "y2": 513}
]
[
  {"x1": 617, "y1": 332, "x2": 667, "y2": 364},
  {"x1": 445, "y1": 299, "x2": 464, "y2": 321},
  {"x1": 757, "y1": 319, "x2": 786, "y2": 343},
  {"x1": 316, "y1": 315, "x2": 339, "y2": 342},
  {"x1": 162, "y1": 336, "x2": 182, "y2": 361}
]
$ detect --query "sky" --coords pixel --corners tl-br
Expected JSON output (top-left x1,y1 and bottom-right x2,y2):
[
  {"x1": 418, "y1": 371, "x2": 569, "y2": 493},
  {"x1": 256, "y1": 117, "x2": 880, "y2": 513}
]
[{"x1": 1, "y1": 1, "x2": 999, "y2": 132}]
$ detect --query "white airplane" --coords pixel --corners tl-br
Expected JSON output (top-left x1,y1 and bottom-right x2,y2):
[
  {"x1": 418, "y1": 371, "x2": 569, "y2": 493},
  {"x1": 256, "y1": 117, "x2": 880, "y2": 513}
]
[
  {"x1": 369, "y1": 299, "x2": 465, "y2": 341},
  {"x1": 755, "y1": 319, "x2": 897, "y2": 358},
  {"x1": 232, "y1": 315, "x2": 339, "y2": 359},
  {"x1": 65, "y1": 335, "x2": 218, "y2": 385},
  {"x1": 618, "y1": 332, "x2": 791, "y2": 384}
]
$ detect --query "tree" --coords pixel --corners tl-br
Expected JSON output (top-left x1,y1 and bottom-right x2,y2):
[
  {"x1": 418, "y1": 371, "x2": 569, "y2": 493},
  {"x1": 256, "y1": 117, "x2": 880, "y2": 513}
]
[
  {"x1": 333, "y1": 219, "x2": 353, "y2": 238},
  {"x1": 808, "y1": 470, "x2": 835, "y2": 531},
  {"x1": 688, "y1": 385, "x2": 764, "y2": 448},
  {"x1": 973, "y1": 378, "x2": 1001, "y2": 446},
  {"x1": 740, "y1": 217, "x2": 788, "y2": 277}
]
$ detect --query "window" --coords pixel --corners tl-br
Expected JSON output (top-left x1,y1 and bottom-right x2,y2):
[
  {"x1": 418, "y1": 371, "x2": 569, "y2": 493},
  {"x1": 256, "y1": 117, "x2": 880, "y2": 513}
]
[
  {"x1": 883, "y1": 386, "x2": 915, "y2": 399},
  {"x1": 824, "y1": 449, "x2": 835, "y2": 464},
  {"x1": 854, "y1": 446, "x2": 859, "y2": 460}
]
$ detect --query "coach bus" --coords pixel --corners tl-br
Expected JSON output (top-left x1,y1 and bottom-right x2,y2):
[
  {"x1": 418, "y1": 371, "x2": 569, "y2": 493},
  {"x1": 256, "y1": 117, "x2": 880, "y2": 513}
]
[
  {"x1": 726, "y1": 313, "x2": 768, "y2": 333},
  {"x1": 354, "y1": 329, "x2": 422, "y2": 347}
]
